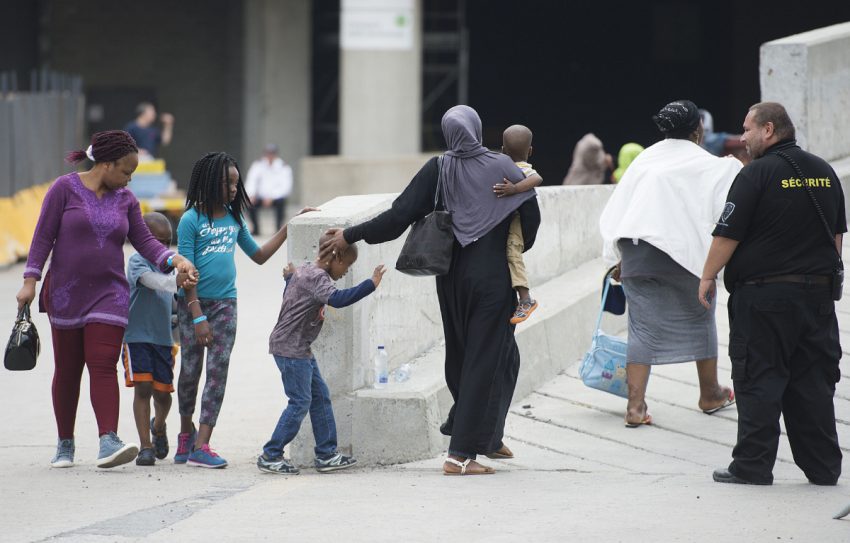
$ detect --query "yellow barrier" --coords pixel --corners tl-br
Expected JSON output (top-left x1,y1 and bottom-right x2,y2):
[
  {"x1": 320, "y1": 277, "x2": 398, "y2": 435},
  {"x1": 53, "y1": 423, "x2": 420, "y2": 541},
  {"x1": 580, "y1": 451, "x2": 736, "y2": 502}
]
[
  {"x1": 134, "y1": 159, "x2": 166, "y2": 175},
  {"x1": 0, "y1": 182, "x2": 52, "y2": 266}
]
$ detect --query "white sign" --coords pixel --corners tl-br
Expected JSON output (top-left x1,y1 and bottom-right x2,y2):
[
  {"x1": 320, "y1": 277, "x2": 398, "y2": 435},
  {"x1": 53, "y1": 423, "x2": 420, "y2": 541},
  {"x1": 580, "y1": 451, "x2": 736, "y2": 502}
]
[{"x1": 341, "y1": 0, "x2": 414, "y2": 51}]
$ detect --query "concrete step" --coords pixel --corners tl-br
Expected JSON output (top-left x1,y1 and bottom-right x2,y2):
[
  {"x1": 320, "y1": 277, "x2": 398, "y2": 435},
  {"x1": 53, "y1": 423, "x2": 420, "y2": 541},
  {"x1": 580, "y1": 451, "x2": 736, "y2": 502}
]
[{"x1": 340, "y1": 259, "x2": 615, "y2": 465}]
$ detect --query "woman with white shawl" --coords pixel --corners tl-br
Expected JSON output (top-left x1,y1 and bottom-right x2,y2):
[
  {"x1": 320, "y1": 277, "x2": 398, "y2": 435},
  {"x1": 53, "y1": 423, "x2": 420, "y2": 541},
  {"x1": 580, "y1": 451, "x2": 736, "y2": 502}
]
[{"x1": 599, "y1": 100, "x2": 742, "y2": 427}]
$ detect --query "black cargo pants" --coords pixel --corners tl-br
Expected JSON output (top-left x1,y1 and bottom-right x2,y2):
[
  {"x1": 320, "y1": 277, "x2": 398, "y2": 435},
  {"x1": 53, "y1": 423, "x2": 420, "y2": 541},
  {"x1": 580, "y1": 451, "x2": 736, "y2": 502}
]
[{"x1": 726, "y1": 282, "x2": 842, "y2": 485}]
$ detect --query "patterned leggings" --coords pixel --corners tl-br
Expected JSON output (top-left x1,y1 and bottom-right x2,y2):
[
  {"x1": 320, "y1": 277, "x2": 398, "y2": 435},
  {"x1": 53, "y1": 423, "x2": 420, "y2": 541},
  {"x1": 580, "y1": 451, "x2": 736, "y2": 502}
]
[{"x1": 177, "y1": 298, "x2": 237, "y2": 427}]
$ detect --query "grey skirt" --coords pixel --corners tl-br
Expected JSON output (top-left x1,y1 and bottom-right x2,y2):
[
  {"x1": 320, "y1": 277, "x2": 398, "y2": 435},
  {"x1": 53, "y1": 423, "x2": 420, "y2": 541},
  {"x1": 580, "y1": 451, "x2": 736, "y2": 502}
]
[{"x1": 622, "y1": 273, "x2": 718, "y2": 365}]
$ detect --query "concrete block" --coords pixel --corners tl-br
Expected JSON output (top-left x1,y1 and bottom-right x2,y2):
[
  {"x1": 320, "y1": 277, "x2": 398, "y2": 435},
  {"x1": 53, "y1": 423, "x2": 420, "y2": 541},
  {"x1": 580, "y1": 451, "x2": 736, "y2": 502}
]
[
  {"x1": 285, "y1": 186, "x2": 617, "y2": 465},
  {"x1": 761, "y1": 22, "x2": 850, "y2": 161}
]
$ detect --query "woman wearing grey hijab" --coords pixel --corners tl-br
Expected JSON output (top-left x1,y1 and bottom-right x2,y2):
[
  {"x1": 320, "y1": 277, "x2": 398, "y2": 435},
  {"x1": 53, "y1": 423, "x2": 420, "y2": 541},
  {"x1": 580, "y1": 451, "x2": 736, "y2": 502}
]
[
  {"x1": 320, "y1": 105, "x2": 541, "y2": 475},
  {"x1": 562, "y1": 133, "x2": 610, "y2": 185}
]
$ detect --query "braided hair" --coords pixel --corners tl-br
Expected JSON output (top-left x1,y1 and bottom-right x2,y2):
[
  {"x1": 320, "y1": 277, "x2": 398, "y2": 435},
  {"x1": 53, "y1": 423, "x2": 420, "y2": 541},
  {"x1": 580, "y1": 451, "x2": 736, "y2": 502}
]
[
  {"x1": 66, "y1": 130, "x2": 138, "y2": 164},
  {"x1": 185, "y1": 152, "x2": 250, "y2": 223}
]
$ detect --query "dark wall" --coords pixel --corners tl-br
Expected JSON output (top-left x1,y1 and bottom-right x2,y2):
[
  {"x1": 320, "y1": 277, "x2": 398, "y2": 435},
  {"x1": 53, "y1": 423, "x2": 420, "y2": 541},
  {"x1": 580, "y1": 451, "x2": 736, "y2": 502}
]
[
  {"x1": 463, "y1": 1, "x2": 850, "y2": 184},
  {"x1": 38, "y1": 0, "x2": 244, "y2": 186}
]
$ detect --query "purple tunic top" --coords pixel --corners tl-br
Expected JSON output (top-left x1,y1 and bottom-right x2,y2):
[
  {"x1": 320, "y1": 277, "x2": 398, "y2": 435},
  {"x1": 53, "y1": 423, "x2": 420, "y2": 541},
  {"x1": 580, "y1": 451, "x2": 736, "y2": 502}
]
[{"x1": 24, "y1": 173, "x2": 174, "y2": 330}]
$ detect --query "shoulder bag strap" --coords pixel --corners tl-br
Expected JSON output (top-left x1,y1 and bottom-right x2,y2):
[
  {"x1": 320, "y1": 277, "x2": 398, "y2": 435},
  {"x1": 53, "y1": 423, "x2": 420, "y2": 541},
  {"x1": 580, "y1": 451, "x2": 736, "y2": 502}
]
[
  {"x1": 593, "y1": 276, "x2": 612, "y2": 339},
  {"x1": 773, "y1": 150, "x2": 841, "y2": 259},
  {"x1": 433, "y1": 155, "x2": 444, "y2": 212}
]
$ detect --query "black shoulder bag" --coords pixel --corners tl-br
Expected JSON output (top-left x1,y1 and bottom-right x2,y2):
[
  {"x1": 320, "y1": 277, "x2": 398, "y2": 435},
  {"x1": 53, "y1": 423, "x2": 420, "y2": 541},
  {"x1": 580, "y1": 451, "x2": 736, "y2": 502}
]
[
  {"x1": 774, "y1": 150, "x2": 844, "y2": 300},
  {"x1": 5, "y1": 304, "x2": 40, "y2": 371},
  {"x1": 395, "y1": 156, "x2": 455, "y2": 276}
]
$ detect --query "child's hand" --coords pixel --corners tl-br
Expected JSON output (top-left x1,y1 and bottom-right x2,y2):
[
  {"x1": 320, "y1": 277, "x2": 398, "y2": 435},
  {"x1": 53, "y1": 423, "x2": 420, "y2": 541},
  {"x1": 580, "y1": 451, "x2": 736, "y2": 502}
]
[
  {"x1": 493, "y1": 178, "x2": 518, "y2": 198},
  {"x1": 371, "y1": 265, "x2": 387, "y2": 288},
  {"x1": 296, "y1": 206, "x2": 320, "y2": 216},
  {"x1": 282, "y1": 262, "x2": 296, "y2": 280},
  {"x1": 176, "y1": 271, "x2": 196, "y2": 289},
  {"x1": 195, "y1": 320, "x2": 212, "y2": 347}
]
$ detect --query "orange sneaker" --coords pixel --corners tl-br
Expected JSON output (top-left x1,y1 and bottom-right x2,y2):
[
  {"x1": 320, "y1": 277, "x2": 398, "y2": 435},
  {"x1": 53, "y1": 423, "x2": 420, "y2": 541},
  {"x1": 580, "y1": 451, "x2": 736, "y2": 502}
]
[{"x1": 510, "y1": 299, "x2": 538, "y2": 324}]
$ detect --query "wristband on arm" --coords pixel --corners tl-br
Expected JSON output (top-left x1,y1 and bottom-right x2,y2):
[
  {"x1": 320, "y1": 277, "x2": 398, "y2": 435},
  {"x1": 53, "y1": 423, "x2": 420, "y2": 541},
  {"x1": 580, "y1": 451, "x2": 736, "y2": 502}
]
[{"x1": 193, "y1": 315, "x2": 207, "y2": 324}]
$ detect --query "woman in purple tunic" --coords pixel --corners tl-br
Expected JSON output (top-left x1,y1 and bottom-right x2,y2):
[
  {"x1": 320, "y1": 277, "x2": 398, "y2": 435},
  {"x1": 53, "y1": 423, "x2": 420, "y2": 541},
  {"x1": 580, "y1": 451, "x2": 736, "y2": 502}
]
[{"x1": 15, "y1": 130, "x2": 198, "y2": 469}]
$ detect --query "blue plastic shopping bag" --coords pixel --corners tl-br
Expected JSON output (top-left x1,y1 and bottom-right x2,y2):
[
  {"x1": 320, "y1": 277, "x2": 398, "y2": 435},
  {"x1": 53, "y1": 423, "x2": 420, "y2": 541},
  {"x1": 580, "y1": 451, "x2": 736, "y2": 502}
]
[{"x1": 579, "y1": 272, "x2": 628, "y2": 398}]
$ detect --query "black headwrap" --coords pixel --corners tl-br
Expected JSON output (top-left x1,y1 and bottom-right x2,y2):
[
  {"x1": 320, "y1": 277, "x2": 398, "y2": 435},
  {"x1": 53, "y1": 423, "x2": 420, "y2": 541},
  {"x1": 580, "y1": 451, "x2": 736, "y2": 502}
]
[{"x1": 652, "y1": 100, "x2": 701, "y2": 134}]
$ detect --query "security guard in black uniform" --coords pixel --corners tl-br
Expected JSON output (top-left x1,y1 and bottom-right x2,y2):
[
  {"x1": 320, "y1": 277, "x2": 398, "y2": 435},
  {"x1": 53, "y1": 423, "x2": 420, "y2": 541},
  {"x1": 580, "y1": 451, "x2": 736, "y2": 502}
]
[{"x1": 699, "y1": 102, "x2": 846, "y2": 486}]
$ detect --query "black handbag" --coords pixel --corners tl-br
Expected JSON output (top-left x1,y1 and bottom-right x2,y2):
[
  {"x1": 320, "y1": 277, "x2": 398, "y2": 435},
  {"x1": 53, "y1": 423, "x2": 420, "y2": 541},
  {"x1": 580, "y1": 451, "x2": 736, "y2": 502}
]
[
  {"x1": 774, "y1": 150, "x2": 844, "y2": 300},
  {"x1": 395, "y1": 156, "x2": 455, "y2": 276},
  {"x1": 5, "y1": 304, "x2": 40, "y2": 371}
]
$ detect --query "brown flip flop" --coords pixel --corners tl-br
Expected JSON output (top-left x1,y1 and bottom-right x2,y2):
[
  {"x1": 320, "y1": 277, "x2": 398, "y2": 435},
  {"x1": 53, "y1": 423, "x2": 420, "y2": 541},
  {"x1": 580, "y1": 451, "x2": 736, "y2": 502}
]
[
  {"x1": 485, "y1": 445, "x2": 514, "y2": 459},
  {"x1": 624, "y1": 413, "x2": 652, "y2": 428},
  {"x1": 443, "y1": 457, "x2": 496, "y2": 476}
]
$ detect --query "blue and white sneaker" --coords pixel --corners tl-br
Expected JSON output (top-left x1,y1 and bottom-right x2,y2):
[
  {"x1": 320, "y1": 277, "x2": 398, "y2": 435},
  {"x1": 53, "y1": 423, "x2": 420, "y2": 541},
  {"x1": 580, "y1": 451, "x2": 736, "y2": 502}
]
[
  {"x1": 150, "y1": 418, "x2": 169, "y2": 460},
  {"x1": 187, "y1": 444, "x2": 228, "y2": 469},
  {"x1": 315, "y1": 453, "x2": 357, "y2": 473},
  {"x1": 174, "y1": 427, "x2": 196, "y2": 464},
  {"x1": 96, "y1": 432, "x2": 139, "y2": 469},
  {"x1": 257, "y1": 454, "x2": 300, "y2": 475},
  {"x1": 51, "y1": 438, "x2": 75, "y2": 468}
]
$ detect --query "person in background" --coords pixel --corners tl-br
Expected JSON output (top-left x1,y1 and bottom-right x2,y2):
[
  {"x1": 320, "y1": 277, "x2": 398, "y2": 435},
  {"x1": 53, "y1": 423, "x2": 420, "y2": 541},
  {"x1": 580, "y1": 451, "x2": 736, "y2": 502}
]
[
  {"x1": 244, "y1": 144, "x2": 294, "y2": 236},
  {"x1": 699, "y1": 109, "x2": 749, "y2": 164},
  {"x1": 563, "y1": 133, "x2": 611, "y2": 185},
  {"x1": 124, "y1": 102, "x2": 175, "y2": 159},
  {"x1": 612, "y1": 142, "x2": 645, "y2": 183}
]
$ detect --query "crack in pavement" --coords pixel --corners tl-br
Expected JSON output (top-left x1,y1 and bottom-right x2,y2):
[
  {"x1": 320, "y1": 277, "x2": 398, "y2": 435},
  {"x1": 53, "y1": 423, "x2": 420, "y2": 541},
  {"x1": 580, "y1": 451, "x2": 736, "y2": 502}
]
[{"x1": 37, "y1": 483, "x2": 253, "y2": 541}]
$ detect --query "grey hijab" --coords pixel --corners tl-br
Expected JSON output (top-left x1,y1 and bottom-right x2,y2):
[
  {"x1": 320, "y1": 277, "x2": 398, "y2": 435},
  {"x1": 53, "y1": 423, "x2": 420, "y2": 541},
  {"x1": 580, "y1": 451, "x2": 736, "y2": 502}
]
[{"x1": 440, "y1": 105, "x2": 536, "y2": 247}]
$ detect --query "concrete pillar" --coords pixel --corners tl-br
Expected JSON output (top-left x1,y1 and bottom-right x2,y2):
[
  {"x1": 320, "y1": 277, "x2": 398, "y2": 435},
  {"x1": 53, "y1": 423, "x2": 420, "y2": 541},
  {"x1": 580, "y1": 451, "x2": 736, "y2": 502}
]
[
  {"x1": 339, "y1": 0, "x2": 422, "y2": 158},
  {"x1": 243, "y1": 0, "x2": 311, "y2": 193},
  {"x1": 760, "y1": 22, "x2": 850, "y2": 162}
]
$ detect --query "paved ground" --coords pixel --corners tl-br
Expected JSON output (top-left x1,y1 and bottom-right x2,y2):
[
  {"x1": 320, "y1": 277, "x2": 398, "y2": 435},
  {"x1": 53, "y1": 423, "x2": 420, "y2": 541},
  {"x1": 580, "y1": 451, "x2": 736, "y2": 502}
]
[{"x1": 1, "y1": 233, "x2": 849, "y2": 542}]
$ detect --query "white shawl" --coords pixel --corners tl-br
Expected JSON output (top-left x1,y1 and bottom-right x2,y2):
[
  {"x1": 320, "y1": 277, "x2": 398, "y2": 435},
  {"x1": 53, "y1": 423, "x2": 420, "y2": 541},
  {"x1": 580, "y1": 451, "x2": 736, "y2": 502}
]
[{"x1": 599, "y1": 138, "x2": 743, "y2": 278}]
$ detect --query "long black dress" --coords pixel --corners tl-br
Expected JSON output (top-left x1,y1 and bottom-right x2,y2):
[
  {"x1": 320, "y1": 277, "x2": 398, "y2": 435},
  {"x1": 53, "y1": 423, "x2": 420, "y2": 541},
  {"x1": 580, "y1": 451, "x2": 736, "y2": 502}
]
[{"x1": 344, "y1": 156, "x2": 542, "y2": 457}]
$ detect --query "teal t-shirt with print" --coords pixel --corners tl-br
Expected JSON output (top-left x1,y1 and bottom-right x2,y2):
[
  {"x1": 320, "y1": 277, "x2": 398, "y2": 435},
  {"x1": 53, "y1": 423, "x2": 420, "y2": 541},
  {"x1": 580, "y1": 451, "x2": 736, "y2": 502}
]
[{"x1": 177, "y1": 208, "x2": 260, "y2": 300}]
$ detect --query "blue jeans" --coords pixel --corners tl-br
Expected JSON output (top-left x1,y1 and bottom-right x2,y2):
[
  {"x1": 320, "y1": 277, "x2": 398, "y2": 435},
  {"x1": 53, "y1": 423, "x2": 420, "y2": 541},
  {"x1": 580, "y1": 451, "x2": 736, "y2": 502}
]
[{"x1": 262, "y1": 356, "x2": 337, "y2": 460}]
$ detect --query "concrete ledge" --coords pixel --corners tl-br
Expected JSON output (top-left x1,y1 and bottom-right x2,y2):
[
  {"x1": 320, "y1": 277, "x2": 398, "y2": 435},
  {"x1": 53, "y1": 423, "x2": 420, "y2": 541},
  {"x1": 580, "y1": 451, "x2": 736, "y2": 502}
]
[
  {"x1": 342, "y1": 258, "x2": 619, "y2": 466},
  {"x1": 761, "y1": 21, "x2": 850, "y2": 161}
]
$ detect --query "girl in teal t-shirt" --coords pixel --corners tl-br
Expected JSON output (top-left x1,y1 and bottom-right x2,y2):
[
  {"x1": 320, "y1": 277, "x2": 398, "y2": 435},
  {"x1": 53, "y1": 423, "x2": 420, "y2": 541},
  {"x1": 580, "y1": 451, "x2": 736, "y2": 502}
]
[{"x1": 175, "y1": 151, "x2": 313, "y2": 468}]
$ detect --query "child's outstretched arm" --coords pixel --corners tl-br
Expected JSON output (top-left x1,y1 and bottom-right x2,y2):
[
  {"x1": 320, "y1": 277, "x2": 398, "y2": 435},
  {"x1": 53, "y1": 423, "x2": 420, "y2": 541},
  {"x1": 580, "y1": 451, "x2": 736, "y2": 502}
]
[
  {"x1": 249, "y1": 207, "x2": 319, "y2": 264},
  {"x1": 138, "y1": 271, "x2": 191, "y2": 293},
  {"x1": 327, "y1": 265, "x2": 386, "y2": 308},
  {"x1": 494, "y1": 173, "x2": 543, "y2": 198}
]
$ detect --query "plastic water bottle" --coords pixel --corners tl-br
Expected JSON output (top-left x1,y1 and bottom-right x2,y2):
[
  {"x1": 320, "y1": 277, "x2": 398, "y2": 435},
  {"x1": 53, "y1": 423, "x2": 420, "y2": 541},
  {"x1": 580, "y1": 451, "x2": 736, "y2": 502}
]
[
  {"x1": 394, "y1": 363, "x2": 411, "y2": 383},
  {"x1": 374, "y1": 346, "x2": 389, "y2": 389}
]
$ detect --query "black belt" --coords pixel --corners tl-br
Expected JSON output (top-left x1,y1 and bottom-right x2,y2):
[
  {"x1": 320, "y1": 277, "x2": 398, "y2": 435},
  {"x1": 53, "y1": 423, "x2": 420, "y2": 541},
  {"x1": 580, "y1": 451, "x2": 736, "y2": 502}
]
[{"x1": 742, "y1": 274, "x2": 830, "y2": 286}]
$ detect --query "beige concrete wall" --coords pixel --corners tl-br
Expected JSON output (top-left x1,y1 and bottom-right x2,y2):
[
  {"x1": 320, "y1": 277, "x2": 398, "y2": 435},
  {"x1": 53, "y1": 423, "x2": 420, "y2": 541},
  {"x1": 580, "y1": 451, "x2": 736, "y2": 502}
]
[
  {"x1": 298, "y1": 154, "x2": 436, "y2": 207},
  {"x1": 243, "y1": 0, "x2": 311, "y2": 192},
  {"x1": 761, "y1": 22, "x2": 850, "y2": 162}
]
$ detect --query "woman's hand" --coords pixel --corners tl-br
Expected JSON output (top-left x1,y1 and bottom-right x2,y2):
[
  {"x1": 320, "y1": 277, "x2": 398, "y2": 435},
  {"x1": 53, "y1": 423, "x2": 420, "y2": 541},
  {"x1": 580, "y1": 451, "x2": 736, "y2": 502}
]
[
  {"x1": 16, "y1": 278, "x2": 36, "y2": 310},
  {"x1": 493, "y1": 178, "x2": 518, "y2": 198},
  {"x1": 318, "y1": 228, "x2": 349, "y2": 262},
  {"x1": 282, "y1": 262, "x2": 296, "y2": 280},
  {"x1": 195, "y1": 320, "x2": 213, "y2": 347},
  {"x1": 611, "y1": 262, "x2": 622, "y2": 282},
  {"x1": 698, "y1": 278, "x2": 716, "y2": 309}
]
